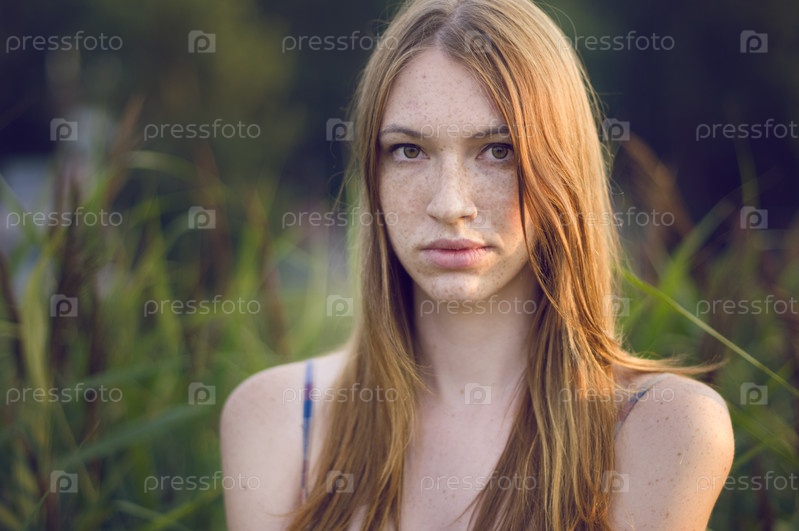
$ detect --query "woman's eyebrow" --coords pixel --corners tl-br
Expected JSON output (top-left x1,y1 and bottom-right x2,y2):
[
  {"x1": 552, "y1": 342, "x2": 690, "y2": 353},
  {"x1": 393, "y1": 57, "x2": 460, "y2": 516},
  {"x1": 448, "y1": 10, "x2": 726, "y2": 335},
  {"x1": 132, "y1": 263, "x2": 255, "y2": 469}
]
[
  {"x1": 379, "y1": 125, "x2": 421, "y2": 140},
  {"x1": 379, "y1": 123, "x2": 511, "y2": 140},
  {"x1": 471, "y1": 124, "x2": 511, "y2": 139}
]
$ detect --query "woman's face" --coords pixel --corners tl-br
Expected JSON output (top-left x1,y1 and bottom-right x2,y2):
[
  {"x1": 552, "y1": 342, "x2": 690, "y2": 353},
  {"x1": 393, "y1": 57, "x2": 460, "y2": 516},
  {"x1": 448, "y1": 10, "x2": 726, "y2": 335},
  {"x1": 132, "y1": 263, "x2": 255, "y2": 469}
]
[{"x1": 378, "y1": 47, "x2": 534, "y2": 303}]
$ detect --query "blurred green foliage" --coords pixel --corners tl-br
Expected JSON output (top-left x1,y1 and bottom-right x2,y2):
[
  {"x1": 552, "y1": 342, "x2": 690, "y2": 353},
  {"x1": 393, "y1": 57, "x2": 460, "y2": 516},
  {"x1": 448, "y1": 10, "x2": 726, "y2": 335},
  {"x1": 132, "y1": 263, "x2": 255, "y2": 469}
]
[{"x1": 0, "y1": 0, "x2": 797, "y2": 529}]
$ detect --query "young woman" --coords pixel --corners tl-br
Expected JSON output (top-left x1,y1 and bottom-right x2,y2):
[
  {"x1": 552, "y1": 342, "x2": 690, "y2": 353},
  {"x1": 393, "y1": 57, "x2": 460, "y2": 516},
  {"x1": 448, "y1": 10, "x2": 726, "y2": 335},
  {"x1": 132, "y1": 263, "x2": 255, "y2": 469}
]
[{"x1": 221, "y1": 0, "x2": 734, "y2": 529}]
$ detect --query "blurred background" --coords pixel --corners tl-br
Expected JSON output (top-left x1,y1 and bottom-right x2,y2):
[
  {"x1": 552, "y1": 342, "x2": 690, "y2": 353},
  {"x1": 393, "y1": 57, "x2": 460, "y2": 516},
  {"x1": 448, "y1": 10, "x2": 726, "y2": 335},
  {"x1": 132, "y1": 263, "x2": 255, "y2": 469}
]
[{"x1": 0, "y1": 0, "x2": 797, "y2": 529}]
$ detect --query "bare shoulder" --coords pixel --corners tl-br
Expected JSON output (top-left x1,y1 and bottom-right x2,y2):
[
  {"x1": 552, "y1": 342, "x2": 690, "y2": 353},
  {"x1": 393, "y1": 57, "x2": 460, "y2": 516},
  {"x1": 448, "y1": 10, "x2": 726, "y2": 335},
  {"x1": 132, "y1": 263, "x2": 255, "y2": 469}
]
[
  {"x1": 611, "y1": 372, "x2": 735, "y2": 530},
  {"x1": 220, "y1": 350, "x2": 349, "y2": 531},
  {"x1": 223, "y1": 350, "x2": 347, "y2": 413}
]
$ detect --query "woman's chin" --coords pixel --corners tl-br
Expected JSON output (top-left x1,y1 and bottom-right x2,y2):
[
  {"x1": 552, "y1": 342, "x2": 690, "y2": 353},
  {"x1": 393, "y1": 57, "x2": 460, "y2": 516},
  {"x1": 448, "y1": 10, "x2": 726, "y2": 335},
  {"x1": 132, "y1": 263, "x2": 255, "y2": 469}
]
[{"x1": 417, "y1": 278, "x2": 496, "y2": 304}]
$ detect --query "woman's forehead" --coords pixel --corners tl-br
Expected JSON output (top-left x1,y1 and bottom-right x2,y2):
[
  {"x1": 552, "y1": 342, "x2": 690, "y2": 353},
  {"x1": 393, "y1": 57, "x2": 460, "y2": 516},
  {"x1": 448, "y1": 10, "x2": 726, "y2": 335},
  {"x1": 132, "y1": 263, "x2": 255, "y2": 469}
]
[{"x1": 381, "y1": 48, "x2": 506, "y2": 134}]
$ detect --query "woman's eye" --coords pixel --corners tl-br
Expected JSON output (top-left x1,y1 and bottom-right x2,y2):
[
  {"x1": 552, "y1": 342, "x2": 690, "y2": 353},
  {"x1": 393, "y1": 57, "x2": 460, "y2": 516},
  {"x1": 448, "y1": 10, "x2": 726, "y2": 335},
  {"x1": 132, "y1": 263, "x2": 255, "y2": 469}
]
[
  {"x1": 401, "y1": 145, "x2": 421, "y2": 159},
  {"x1": 391, "y1": 144, "x2": 422, "y2": 159},
  {"x1": 488, "y1": 143, "x2": 512, "y2": 160}
]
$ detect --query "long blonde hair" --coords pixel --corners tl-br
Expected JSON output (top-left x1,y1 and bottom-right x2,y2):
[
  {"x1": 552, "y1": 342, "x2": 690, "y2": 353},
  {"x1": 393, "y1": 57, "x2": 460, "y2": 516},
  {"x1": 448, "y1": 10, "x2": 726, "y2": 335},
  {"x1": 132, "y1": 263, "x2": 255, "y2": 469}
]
[{"x1": 290, "y1": 0, "x2": 699, "y2": 528}]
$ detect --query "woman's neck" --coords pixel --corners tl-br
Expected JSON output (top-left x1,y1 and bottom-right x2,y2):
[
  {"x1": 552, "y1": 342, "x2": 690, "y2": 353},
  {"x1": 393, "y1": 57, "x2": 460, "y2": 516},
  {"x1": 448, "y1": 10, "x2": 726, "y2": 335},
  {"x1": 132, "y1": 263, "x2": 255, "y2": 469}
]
[{"x1": 412, "y1": 270, "x2": 539, "y2": 410}]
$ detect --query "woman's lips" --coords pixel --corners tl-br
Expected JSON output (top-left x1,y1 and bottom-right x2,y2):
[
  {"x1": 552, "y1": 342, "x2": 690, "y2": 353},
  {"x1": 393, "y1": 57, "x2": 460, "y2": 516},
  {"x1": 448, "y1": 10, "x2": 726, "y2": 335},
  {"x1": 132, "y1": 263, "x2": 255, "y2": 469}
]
[{"x1": 420, "y1": 246, "x2": 492, "y2": 269}]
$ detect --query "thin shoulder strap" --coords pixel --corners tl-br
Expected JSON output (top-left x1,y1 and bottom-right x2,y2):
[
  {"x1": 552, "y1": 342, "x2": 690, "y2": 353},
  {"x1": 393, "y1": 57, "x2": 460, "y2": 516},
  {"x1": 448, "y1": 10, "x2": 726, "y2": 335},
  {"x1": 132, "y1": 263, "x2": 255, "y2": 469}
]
[
  {"x1": 614, "y1": 373, "x2": 669, "y2": 439},
  {"x1": 300, "y1": 359, "x2": 314, "y2": 503}
]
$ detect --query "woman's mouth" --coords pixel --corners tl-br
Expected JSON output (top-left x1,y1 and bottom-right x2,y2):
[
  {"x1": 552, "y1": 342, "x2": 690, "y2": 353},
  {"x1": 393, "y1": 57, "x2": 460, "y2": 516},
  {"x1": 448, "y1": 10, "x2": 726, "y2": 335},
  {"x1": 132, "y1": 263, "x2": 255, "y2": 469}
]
[{"x1": 420, "y1": 239, "x2": 492, "y2": 269}]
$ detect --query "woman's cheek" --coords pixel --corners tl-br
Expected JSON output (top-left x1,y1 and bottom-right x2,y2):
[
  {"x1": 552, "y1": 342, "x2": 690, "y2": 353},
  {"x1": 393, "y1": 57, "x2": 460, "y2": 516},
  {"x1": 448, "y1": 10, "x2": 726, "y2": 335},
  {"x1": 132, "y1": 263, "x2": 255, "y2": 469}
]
[{"x1": 379, "y1": 183, "x2": 413, "y2": 254}]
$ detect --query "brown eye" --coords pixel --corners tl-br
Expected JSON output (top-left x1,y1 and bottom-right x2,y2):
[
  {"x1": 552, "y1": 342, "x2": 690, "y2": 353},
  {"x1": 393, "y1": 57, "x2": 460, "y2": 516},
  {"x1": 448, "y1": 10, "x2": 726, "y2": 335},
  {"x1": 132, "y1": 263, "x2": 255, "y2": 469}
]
[
  {"x1": 490, "y1": 144, "x2": 510, "y2": 159},
  {"x1": 402, "y1": 145, "x2": 421, "y2": 158}
]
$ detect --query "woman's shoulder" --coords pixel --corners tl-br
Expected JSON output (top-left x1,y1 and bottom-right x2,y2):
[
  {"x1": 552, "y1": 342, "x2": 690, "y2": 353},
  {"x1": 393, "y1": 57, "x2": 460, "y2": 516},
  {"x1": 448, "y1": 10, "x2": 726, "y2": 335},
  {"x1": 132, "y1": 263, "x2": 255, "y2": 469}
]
[
  {"x1": 222, "y1": 349, "x2": 349, "y2": 417},
  {"x1": 621, "y1": 370, "x2": 729, "y2": 416},
  {"x1": 616, "y1": 370, "x2": 732, "y2": 446},
  {"x1": 611, "y1": 371, "x2": 735, "y2": 529},
  {"x1": 219, "y1": 350, "x2": 349, "y2": 529}
]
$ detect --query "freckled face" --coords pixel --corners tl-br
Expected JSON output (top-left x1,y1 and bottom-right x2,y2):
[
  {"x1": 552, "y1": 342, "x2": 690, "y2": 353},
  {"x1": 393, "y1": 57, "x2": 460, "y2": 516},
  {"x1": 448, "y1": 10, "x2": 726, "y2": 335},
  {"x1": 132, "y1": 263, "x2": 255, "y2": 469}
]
[{"x1": 378, "y1": 48, "x2": 533, "y2": 302}]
